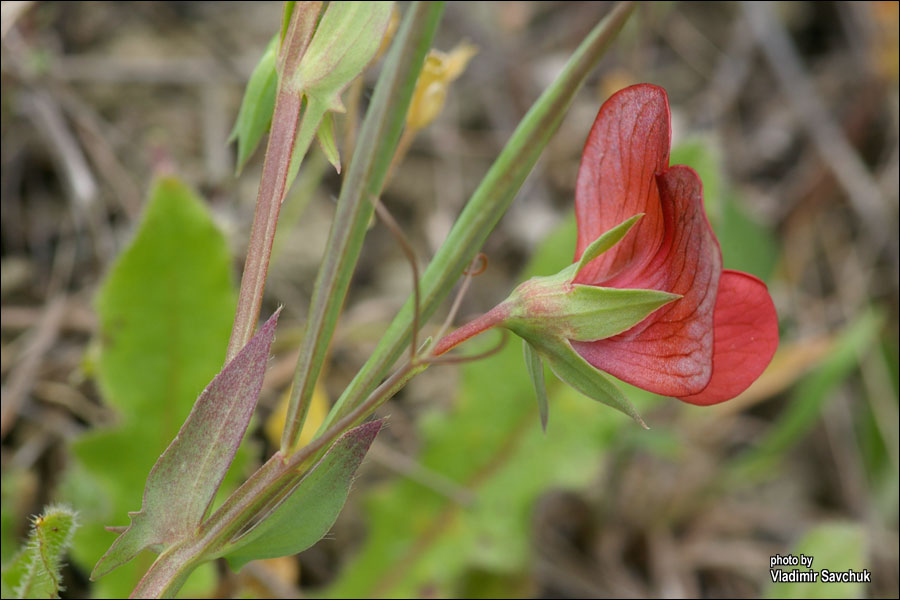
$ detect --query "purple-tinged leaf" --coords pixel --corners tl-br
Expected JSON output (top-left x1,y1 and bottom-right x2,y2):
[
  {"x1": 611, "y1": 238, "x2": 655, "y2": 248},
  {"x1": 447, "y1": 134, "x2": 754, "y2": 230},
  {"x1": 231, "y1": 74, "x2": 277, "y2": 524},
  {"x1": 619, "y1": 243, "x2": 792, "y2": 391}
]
[
  {"x1": 92, "y1": 310, "x2": 281, "y2": 580},
  {"x1": 221, "y1": 420, "x2": 382, "y2": 571}
]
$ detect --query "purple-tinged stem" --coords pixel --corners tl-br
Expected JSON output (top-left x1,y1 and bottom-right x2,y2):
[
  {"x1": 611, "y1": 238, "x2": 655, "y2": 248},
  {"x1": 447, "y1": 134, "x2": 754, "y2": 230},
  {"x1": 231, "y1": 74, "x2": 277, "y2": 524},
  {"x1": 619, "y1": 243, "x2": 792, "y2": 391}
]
[
  {"x1": 432, "y1": 303, "x2": 510, "y2": 356},
  {"x1": 225, "y1": 89, "x2": 301, "y2": 362}
]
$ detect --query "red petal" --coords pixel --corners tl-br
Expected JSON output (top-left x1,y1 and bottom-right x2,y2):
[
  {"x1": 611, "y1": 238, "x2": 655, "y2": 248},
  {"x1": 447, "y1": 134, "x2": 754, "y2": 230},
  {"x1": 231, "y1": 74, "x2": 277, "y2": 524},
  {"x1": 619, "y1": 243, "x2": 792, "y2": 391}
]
[
  {"x1": 574, "y1": 84, "x2": 671, "y2": 285},
  {"x1": 571, "y1": 165, "x2": 722, "y2": 396},
  {"x1": 678, "y1": 270, "x2": 779, "y2": 405}
]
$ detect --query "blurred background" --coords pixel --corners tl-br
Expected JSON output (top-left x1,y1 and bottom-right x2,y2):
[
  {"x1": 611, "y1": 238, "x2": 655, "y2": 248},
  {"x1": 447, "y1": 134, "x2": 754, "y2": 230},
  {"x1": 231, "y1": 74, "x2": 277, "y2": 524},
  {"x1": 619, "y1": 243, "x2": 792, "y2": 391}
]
[{"x1": 1, "y1": 1, "x2": 898, "y2": 598}]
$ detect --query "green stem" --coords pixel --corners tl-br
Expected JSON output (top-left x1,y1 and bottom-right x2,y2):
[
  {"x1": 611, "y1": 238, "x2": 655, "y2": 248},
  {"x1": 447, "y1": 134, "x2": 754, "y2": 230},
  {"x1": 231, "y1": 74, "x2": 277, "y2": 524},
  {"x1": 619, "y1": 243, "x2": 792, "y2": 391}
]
[
  {"x1": 129, "y1": 355, "x2": 426, "y2": 598},
  {"x1": 323, "y1": 1, "x2": 636, "y2": 429},
  {"x1": 280, "y1": 1, "x2": 446, "y2": 452},
  {"x1": 225, "y1": 1, "x2": 321, "y2": 362},
  {"x1": 225, "y1": 89, "x2": 301, "y2": 362}
]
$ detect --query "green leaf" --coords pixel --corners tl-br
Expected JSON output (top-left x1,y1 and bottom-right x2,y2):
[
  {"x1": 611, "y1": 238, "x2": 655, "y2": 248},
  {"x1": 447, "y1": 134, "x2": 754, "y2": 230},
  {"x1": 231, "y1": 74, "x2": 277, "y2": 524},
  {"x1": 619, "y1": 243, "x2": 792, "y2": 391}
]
[
  {"x1": 316, "y1": 111, "x2": 341, "y2": 173},
  {"x1": 1, "y1": 505, "x2": 78, "y2": 599},
  {"x1": 229, "y1": 35, "x2": 278, "y2": 174},
  {"x1": 764, "y1": 522, "x2": 868, "y2": 599},
  {"x1": 326, "y1": 215, "x2": 648, "y2": 597},
  {"x1": 325, "y1": 2, "x2": 637, "y2": 431},
  {"x1": 283, "y1": 1, "x2": 394, "y2": 190},
  {"x1": 572, "y1": 213, "x2": 643, "y2": 276},
  {"x1": 284, "y1": 2, "x2": 445, "y2": 451},
  {"x1": 536, "y1": 338, "x2": 647, "y2": 428},
  {"x1": 92, "y1": 310, "x2": 281, "y2": 579},
  {"x1": 62, "y1": 176, "x2": 235, "y2": 598},
  {"x1": 222, "y1": 420, "x2": 382, "y2": 570},
  {"x1": 523, "y1": 341, "x2": 549, "y2": 432},
  {"x1": 563, "y1": 286, "x2": 678, "y2": 340}
]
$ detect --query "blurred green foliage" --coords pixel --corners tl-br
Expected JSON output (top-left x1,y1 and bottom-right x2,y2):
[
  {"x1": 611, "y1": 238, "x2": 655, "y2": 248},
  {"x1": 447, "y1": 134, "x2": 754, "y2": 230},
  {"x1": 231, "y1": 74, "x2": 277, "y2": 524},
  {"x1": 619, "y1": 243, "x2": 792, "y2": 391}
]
[
  {"x1": 58, "y1": 178, "x2": 238, "y2": 598},
  {"x1": 764, "y1": 522, "x2": 868, "y2": 599},
  {"x1": 327, "y1": 215, "x2": 659, "y2": 597},
  {"x1": 671, "y1": 139, "x2": 778, "y2": 280},
  {"x1": 1, "y1": 505, "x2": 78, "y2": 599}
]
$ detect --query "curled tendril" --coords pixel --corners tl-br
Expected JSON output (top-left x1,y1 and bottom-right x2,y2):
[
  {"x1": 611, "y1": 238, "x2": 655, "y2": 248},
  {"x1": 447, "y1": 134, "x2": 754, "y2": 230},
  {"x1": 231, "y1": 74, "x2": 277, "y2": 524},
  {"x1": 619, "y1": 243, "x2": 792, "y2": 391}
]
[{"x1": 464, "y1": 253, "x2": 488, "y2": 276}]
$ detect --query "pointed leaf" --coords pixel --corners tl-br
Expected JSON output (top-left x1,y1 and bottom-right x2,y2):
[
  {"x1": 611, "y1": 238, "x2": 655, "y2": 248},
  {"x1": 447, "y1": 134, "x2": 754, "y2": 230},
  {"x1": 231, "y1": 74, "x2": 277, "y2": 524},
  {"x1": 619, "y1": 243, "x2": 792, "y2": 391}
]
[
  {"x1": 230, "y1": 35, "x2": 279, "y2": 174},
  {"x1": 572, "y1": 213, "x2": 643, "y2": 277},
  {"x1": 1, "y1": 505, "x2": 78, "y2": 600},
  {"x1": 506, "y1": 279, "x2": 679, "y2": 344},
  {"x1": 538, "y1": 338, "x2": 647, "y2": 428},
  {"x1": 523, "y1": 341, "x2": 549, "y2": 432},
  {"x1": 65, "y1": 176, "x2": 234, "y2": 597},
  {"x1": 92, "y1": 310, "x2": 280, "y2": 579},
  {"x1": 563, "y1": 286, "x2": 679, "y2": 341},
  {"x1": 285, "y1": 96, "x2": 329, "y2": 191},
  {"x1": 316, "y1": 111, "x2": 341, "y2": 173},
  {"x1": 222, "y1": 420, "x2": 382, "y2": 570}
]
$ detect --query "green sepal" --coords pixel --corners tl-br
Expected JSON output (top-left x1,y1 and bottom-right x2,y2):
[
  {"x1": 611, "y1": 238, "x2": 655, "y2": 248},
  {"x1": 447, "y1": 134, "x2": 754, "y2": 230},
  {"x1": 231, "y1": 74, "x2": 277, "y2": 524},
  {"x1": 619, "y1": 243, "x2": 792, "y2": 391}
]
[
  {"x1": 556, "y1": 285, "x2": 678, "y2": 341},
  {"x1": 316, "y1": 111, "x2": 341, "y2": 173},
  {"x1": 505, "y1": 280, "x2": 679, "y2": 343},
  {"x1": 229, "y1": 35, "x2": 279, "y2": 174},
  {"x1": 281, "y1": 2, "x2": 393, "y2": 190},
  {"x1": 523, "y1": 340, "x2": 549, "y2": 432},
  {"x1": 287, "y1": 2, "x2": 393, "y2": 98},
  {"x1": 526, "y1": 337, "x2": 647, "y2": 428},
  {"x1": 572, "y1": 213, "x2": 644, "y2": 277},
  {"x1": 220, "y1": 420, "x2": 382, "y2": 571}
]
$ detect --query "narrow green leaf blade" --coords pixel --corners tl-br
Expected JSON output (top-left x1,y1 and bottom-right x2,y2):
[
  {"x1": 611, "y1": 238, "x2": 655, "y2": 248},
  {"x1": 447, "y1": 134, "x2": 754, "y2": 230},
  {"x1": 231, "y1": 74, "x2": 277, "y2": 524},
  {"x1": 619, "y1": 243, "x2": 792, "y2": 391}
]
[
  {"x1": 563, "y1": 285, "x2": 679, "y2": 341},
  {"x1": 230, "y1": 35, "x2": 279, "y2": 174},
  {"x1": 223, "y1": 420, "x2": 382, "y2": 570},
  {"x1": 727, "y1": 309, "x2": 882, "y2": 482},
  {"x1": 316, "y1": 111, "x2": 341, "y2": 173},
  {"x1": 523, "y1": 341, "x2": 549, "y2": 432},
  {"x1": 538, "y1": 338, "x2": 647, "y2": 428},
  {"x1": 326, "y1": 1, "x2": 637, "y2": 430},
  {"x1": 1, "y1": 505, "x2": 78, "y2": 600},
  {"x1": 573, "y1": 213, "x2": 643, "y2": 277},
  {"x1": 92, "y1": 310, "x2": 280, "y2": 579},
  {"x1": 284, "y1": 2, "x2": 445, "y2": 451}
]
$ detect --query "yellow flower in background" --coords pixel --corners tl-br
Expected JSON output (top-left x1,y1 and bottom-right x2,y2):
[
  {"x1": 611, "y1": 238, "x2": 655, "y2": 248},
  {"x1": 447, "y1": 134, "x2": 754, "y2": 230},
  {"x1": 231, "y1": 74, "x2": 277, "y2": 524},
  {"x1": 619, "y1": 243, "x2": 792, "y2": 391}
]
[
  {"x1": 406, "y1": 42, "x2": 479, "y2": 132},
  {"x1": 265, "y1": 381, "x2": 330, "y2": 452}
]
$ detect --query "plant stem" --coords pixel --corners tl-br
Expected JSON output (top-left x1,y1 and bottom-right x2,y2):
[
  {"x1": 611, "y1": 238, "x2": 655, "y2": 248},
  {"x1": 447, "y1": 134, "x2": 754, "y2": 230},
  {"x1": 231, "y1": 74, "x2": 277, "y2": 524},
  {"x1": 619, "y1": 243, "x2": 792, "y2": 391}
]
[
  {"x1": 280, "y1": 1, "x2": 445, "y2": 452},
  {"x1": 225, "y1": 90, "x2": 301, "y2": 363},
  {"x1": 432, "y1": 303, "x2": 510, "y2": 356},
  {"x1": 225, "y1": 1, "x2": 321, "y2": 363},
  {"x1": 128, "y1": 356, "x2": 426, "y2": 598},
  {"x1": 322, "y1": 1, "x2": 636, "y2": 430}
]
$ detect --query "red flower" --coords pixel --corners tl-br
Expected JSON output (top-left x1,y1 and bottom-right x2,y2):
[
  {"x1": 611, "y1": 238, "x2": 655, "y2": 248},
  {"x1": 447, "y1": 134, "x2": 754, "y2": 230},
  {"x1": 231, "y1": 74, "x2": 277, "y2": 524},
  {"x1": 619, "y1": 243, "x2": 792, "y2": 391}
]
[
  {"x1": 569, "y1": 83, "x2": 778, "y2": 404},
  {"x1": 435, "y1": 84, "x2": 778, "y2": 408}
]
